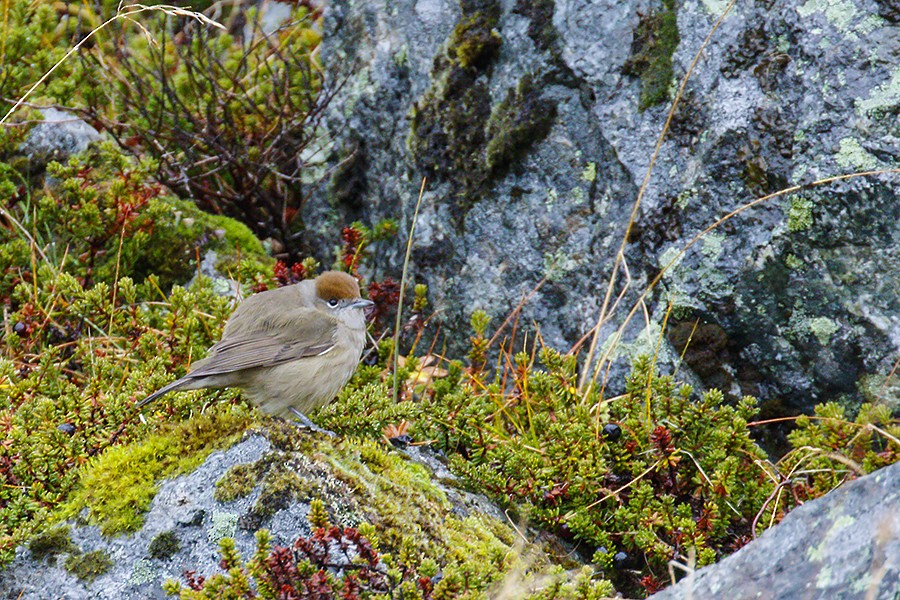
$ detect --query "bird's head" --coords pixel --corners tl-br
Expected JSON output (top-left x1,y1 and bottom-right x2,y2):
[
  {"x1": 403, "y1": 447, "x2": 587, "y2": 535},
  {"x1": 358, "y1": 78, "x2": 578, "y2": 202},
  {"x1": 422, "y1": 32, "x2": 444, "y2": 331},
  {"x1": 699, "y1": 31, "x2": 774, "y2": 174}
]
[{"x1": 314, "y1": 271, "x2": 374, "y2": 313}]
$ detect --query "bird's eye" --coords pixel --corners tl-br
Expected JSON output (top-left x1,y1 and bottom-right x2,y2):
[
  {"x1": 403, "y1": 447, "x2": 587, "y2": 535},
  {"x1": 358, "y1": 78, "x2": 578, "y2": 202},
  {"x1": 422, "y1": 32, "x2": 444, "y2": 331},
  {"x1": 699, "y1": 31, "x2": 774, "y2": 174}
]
[{"x1": 327, "y1": 298, "x2": 339, "y2": 307}]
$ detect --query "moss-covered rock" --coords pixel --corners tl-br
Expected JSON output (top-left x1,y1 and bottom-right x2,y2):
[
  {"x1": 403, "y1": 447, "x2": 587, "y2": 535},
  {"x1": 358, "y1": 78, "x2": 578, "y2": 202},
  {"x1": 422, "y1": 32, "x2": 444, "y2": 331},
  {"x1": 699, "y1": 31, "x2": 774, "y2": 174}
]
[
  {"x1": 407, "y1": 1, "x2": 558, "y2": 215},
  {"x1": 622, "y1": 0, "x2": 680, "y2": 111}
]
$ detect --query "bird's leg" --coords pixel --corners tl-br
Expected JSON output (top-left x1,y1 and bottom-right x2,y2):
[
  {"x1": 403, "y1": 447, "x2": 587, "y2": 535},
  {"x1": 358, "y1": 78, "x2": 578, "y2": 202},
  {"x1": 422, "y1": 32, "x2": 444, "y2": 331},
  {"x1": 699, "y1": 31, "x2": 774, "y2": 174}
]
[{"x1": 288, "y1": 407, "x2": 337, "y2": 437}]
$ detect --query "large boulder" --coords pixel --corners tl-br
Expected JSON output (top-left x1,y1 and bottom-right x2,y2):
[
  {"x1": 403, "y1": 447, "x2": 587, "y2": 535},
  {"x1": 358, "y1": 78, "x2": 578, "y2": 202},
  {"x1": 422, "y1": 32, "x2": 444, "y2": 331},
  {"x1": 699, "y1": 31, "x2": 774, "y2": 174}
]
[
  {"x1": 306, "y1": 0, "x2": 900, "y2": 413},
  {"x1": 649, "y1": 460, "x2": 900, "y2": 599}
]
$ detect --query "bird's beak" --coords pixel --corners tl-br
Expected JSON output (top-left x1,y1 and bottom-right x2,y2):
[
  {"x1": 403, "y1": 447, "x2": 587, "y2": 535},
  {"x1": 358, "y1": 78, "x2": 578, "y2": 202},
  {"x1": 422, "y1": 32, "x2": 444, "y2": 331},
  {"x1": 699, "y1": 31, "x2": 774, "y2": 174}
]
[{"x1": 350, "y1": 299, "x2": 375, "y2": 310}]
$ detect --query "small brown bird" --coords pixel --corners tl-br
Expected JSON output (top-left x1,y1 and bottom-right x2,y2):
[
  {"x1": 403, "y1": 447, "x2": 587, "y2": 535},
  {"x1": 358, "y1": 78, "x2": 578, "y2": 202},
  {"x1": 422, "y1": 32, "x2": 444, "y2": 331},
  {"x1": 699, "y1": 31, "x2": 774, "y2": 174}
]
[{"x1": 139, "y1": 271, "x2": 373, "y2": 426}]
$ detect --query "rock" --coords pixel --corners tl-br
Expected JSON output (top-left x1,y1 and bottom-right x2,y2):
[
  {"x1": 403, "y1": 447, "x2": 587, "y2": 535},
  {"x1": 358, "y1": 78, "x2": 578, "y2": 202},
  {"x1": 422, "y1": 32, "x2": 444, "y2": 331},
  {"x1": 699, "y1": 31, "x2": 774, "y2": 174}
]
[
  {"x1": 21, "y1": 107, "x2": 101, "y2": 167},
  {"x1": 0, "y1": 430, "x2": 586, "y2": 598},
  {"x1": 307, "y1": 0, "x2": 900, "y2": 413},
  {"x1": 649, "y1": 461, "x2": 900, "y2": 600}
]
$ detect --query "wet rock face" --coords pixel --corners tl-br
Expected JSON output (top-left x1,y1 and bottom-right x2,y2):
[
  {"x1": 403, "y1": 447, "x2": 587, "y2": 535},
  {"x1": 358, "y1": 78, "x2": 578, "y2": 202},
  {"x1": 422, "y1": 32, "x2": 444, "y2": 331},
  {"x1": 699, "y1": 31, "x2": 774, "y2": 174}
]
[{"x1": 309, "y1": 0, "x2": 900, "y2": 412}]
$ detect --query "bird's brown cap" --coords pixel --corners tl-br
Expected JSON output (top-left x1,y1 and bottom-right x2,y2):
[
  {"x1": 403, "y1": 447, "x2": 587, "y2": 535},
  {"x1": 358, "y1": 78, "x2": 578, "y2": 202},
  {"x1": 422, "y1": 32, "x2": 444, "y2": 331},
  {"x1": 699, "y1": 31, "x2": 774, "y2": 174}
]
[{"x1": 315, "y1": 271, "x2": 361, "y2": 302}]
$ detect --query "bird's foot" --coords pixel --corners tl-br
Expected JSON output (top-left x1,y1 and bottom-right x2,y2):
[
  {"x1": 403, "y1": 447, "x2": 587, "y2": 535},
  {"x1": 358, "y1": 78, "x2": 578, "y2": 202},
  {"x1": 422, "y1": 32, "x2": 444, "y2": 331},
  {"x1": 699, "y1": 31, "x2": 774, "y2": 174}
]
[{"x1": 288, "y1": 407, "x2": 337, "y2": 437}]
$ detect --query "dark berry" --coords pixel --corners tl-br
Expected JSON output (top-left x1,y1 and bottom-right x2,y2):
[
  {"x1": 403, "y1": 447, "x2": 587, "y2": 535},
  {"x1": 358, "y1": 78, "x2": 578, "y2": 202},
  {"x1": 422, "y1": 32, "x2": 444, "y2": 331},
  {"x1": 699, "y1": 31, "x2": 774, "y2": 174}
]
[
  {"x1": 614, "y1": 551, "x2": 630, "y2": 569},
  {"x1": 363, "y1": 350, "x2": 379, "y2": 366},
  {"x1": 602, "y1": 423, "x2": 622, "y2": 441},
  {"x1": 57, "y1": 423, "x2": 76, "y2": 435},
  {"x1": 13, "y1": 322, "x2": 27, "y2": 337}
]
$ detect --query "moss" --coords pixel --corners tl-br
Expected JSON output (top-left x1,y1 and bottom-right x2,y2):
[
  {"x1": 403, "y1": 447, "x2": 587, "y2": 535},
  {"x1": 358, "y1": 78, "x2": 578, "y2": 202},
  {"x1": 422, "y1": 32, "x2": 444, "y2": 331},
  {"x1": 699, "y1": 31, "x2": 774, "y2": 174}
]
[
  {"x1": 64, "y1": 549, "x2": 113, "y2": 582},
  {"x1": 485, "y1": 74, "x2": 558, "y2": 174},
  {"x1": 449, "y1": 13, "x2": 503, "y2": 69},
  {"x1": 623, "y1": 0, "x2": 680, "y2": 111},
  {"x1": 252, "y1": 465, "x2": 308, "y2": 518},
  {"x1": 513, "y1": 0, "x2": 560, "y2": 52},
  {"x1": 408, "y1": 1, "x2": 557, "y2": 213},
  {"x1": 27, "y1": 525, "x2": 75, "y2": 562},
  {"x1": 214, "y1": 463, "x2": 260, "y2": 502},
  {"x1": 56, "y1": 405, "x2": 254, "y2": 535},
  {"x1": 148, "y1": 530, "x2": 181, "y2": 560}
]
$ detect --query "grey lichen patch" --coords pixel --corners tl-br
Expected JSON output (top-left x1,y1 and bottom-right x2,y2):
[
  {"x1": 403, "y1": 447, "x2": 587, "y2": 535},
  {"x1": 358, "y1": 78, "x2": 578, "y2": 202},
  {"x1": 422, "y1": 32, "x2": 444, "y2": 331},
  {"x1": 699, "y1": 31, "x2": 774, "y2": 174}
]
[
  {"x1": 207, "y1": 512, "x2": 238, "y2": 545},
  {"x1": 834, "y1": 138, "x2": 879, "y2": 171},
  {"x1": 129, "y1": 559, "x2": 155, "y2": 585}
]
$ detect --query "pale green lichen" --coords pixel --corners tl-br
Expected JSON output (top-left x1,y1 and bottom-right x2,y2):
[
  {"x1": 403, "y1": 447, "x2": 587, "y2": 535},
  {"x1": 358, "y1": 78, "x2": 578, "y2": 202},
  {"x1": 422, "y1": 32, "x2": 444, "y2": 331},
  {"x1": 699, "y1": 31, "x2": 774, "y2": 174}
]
[
  {"x1": 675, "y1": 188, "x2": 696, "y2": 209},
  {"x1": 787, "y1": 195, "x2": 814, "y2": 232},
  {"x1": 581, "y1": 162, "x2": 597, "y2": 182},
  {"x1": 797, "y1": 0, "x2": 859, "y2": 32},
  {"x1": 809, "y1": 317, "x2": 840, "y2": 345},
  {"x1": 208, "y1": 512, "x2": 238, "y2": 545},
  {"x1": 543, "y1": 247, "x2": 582, "y2": 282},
  {"x1": 659, "y1": 245, "x2": 685, "y2": 273},
  {"x1": 129, "y1": 559, "x2": 156, "y2": 585},
  {"x1": 855, "y1": 67, "x2": 900, "y2": 117},
  {"x1": 701, "y1": 232, "x2": 725, "y2": 260},
  {"x1": 785, "y1": 254, "x2": 804, "y2": 270},
  {"x1": 834, "y1": 138, "x2": 879, "y2": 171}
]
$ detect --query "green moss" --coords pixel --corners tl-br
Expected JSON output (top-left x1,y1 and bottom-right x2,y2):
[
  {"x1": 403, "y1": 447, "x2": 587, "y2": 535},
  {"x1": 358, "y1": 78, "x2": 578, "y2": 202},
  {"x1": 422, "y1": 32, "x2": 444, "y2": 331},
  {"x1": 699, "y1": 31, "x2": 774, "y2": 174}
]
[
  {"x1": 64, "y1": 549, "x2": 113, "y2": 582},
  {"x1": 27, "y1": 525, "x2": 75, "y2": 561},
  {"x1": 450, "y1": 13, "x2": 503, "y2": 69},
  {"x1": 485, "y1": 74, "x2": 558, "y2": 173},
  {"x1": 408, "y1": 1, "x2": 558, "y2": 212},
  {"x1": 623, "y1": 0, "x2": 680, "y2": 111},
  {"x1": 252, "y1": 465, "x2": 308, "y2": 518},
  {"x1": 215, "y1": 463, "x2": 260, "y2": 502},
  {"x1": 57, "y1": 405, "x2": 253, "y2": 535},
  {"x1": 513, "y1": 0, "x2": 560, "y2": 52},
  {"x1": 148, "y1": 530, "x2": 181, "y2": 560}
]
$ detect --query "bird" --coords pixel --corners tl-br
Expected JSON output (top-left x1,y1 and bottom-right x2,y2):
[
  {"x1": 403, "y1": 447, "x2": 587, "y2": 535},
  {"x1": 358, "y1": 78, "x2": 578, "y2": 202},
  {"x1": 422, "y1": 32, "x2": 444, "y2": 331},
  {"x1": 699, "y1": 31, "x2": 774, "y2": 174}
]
[{"x1": 138, "y1": 271, "x2": 373, "y2": 429}]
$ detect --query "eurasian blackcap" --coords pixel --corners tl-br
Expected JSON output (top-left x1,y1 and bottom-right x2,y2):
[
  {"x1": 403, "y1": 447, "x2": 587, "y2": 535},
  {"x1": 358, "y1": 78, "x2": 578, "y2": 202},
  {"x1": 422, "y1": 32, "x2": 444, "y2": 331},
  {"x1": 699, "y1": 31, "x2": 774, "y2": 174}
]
[{"x1": 139, "y1": 271, "x2": 373, "y2": 425}]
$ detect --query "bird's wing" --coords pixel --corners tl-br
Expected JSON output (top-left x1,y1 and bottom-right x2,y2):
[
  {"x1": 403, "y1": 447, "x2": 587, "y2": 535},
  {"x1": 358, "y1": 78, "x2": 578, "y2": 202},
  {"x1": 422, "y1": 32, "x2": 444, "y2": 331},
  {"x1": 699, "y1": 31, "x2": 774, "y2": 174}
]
[{"x1": 187, "y1": 307, "x2": 338, "y2": 378}]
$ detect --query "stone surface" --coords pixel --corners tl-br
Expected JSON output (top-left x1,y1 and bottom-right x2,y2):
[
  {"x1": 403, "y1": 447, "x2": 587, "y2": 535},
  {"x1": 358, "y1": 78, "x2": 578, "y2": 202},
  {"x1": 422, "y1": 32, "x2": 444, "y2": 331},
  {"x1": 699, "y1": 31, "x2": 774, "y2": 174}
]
[
  {"x1": 649, "y1": 461, "x2": 900, "y2": 600},
  {"x1": 21, "y1": 107, "x2": 101, "y2": 166},
  {"x1": 306, "y1": 0, "x2": 900, "y2": 413},
  {"x1": 0, "y1": 432, "x2": 544, "y2": 599}
]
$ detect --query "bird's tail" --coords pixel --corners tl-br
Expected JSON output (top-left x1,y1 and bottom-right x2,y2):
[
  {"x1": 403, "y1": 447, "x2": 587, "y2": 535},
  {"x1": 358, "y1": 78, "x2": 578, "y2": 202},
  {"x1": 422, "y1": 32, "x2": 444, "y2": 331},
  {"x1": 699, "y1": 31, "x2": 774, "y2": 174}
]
[{"x1": 137, "y1": 377, "x2": 193, "y2": 409}]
